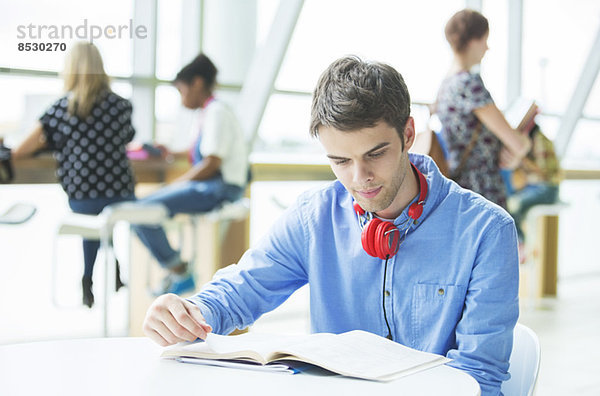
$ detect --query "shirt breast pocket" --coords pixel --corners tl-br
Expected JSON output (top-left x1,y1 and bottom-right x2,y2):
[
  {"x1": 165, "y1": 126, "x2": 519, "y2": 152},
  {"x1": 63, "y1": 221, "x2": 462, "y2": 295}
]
[{"x1": 411, "y1": 283, "x2": 467, "y2": 350}]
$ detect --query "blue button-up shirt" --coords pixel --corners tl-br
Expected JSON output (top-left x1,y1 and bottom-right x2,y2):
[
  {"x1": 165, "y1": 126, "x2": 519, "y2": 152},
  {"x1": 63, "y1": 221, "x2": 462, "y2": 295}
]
[{"x1": 189, "y1": 153, "x2": 519, "y2": 395}]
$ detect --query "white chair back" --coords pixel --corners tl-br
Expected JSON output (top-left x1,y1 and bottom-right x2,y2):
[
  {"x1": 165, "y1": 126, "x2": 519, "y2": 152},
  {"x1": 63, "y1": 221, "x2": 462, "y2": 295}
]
[{"x1": 501, "y1": 323, "x2": 541, "y2": 396}]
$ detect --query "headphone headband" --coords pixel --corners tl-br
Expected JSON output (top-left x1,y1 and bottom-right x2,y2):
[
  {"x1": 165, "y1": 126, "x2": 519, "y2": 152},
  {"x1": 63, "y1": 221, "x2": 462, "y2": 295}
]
[{"x1": 407, "y1": 162, "x2": 428, "y2": 221}]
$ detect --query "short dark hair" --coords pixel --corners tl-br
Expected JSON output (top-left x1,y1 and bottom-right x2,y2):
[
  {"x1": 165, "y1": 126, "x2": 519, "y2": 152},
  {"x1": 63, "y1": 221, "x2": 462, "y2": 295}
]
[
  {"x1": 310, "y1": 55, "x2": 411, "y2": 145},
  {"x1": 174, "y1": 53, "x2": 218, "y2": 89},
  {"x1": 445, "y1": 9, "x2": 489, "y2": 53}
]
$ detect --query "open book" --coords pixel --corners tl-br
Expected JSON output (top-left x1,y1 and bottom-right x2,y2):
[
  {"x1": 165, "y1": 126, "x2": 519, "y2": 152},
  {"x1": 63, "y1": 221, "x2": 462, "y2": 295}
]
[
  {"x1": 161, "y1": 330, "x2": 451, "y2": 381},
  {"x1": 505, "y1": 97, "x2": 539, "y2": 131}
]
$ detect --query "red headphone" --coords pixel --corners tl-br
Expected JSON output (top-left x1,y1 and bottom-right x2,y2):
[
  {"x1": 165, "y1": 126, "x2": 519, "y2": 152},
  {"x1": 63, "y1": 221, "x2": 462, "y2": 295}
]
[{"x1": 353, "y1": 162, "x2": 428, "y2": 259}]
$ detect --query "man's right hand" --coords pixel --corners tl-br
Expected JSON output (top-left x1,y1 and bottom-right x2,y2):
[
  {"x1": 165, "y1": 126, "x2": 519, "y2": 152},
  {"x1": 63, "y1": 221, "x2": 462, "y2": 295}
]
[{"x1": 143, "y1": 293, "x2": 212, "y2": 346}]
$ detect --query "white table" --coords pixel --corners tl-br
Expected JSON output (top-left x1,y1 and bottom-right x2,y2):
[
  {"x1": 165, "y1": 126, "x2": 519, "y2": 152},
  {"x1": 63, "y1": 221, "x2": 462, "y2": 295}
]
[{"x1": 0, "y1": 337, "x2": 480, "y2": 396}]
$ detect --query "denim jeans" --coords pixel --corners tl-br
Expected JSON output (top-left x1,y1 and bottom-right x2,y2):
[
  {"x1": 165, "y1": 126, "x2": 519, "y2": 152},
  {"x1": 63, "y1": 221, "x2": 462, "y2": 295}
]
[
  {"x1": 500, "y1": 169, "x2": 515, "y2": 196},
  {"x1": 507, "y1": 183, "x2": 559, "y2": 241},
  {"x1": 68, "y1": 194, "x2": 136, "y2": 280},
  {"x1": 132, "y1": 177, "x2": 243, "y2": 269}
]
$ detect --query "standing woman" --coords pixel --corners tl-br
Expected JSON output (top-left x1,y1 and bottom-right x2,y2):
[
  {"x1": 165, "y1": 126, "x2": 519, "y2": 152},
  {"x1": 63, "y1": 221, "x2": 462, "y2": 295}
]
[
  {"x1": 13, "y1": 42, "x2": 136, "y2": 308},
  {"x1": 436, "y1": 9, "x2": 530, "y2": 208}
]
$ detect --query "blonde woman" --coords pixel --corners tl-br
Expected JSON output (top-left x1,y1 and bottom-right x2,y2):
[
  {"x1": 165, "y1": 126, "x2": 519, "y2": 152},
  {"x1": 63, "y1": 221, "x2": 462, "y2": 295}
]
[{"x1": 13, "y1": 41, "x2": 136, "y2": 308}]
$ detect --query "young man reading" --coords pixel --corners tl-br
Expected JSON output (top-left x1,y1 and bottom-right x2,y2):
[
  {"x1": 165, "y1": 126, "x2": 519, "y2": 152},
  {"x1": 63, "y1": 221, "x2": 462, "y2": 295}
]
[{"x1": 143, "y1": 56, "x2": 519, "y2": 395}]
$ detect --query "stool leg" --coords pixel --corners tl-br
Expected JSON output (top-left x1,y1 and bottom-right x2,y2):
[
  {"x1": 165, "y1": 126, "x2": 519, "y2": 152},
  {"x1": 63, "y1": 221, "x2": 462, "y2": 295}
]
[
  {"x1": 102, "y1": 227, "x2": 110, "y2": 337},
  {"x1": 211, "y1": 220, "x2": 221, "y2": 275},
  {"x1": 51, "y1": 232, "x2": 84, "y2": 309},
  {"x1": 51, "y1": 233, "x2": 61, "y2": 307},
  {"x1": 523, "y1": 212, "x2": 539, "y2": 309}
]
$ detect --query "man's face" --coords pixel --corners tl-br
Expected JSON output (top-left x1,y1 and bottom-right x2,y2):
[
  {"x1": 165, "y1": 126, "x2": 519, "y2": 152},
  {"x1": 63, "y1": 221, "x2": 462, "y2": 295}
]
[{"x1": 319, "y1": 119, "x2": 416, "y2": 219}]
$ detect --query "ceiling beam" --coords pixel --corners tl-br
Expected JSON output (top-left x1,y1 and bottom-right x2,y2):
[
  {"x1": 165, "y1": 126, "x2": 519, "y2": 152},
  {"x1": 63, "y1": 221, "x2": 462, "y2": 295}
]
[
  {"x1": 554, "y1": 23, "x2": 600, "y2": 159},
  {"x1": 234, "y1": 0, "x2": 304, "y2": 150}
]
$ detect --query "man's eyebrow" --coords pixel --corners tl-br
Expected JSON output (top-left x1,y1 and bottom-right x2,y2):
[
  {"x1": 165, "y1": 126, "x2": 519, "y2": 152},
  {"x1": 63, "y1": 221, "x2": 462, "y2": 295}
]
[
  {"x1": 326, "y1": 142, "x2": 390, "y2": 160},
  {"x1": 365, "y1": 142, "x2": 390, "y2": 155}
]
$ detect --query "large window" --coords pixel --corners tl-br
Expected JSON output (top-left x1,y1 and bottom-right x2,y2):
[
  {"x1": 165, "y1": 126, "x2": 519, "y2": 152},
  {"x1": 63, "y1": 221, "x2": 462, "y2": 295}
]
[
  {"x1": 522, "y1": 0, "x2": 600, "y2": 169},
  {"x1": 481, "y1": 0, "x2": 509, "y2": 108},
  {"x1": 2, "y1": 0, "x2": 599, "y2": 170},
  {"x1": 0, "y1": 0, "x2": 136, "y2": 146},
  {"x1": 252, "y1": 0, "x2": 600, "y2": 169},
  {"x1": 0, "y1": 75, "x2": 61, "y2": 136},
  {"x1": 155, "y1": 0, "x2": 184, "y2": 81},
  {"x1": 0, "y1": 0, "x2": 134, "y2": 76},
  {"x1": 253, "y1": 0, "x2": 463, "y2": 158},
  {"x1": 275, "y1": 0, "x2": 463, "y2": 101}
]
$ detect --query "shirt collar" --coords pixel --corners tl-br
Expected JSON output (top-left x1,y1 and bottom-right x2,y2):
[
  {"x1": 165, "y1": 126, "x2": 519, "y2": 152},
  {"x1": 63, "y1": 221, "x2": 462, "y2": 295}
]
[{"x1": 384, "y1": 153, "x2": 444, "y2": 230}]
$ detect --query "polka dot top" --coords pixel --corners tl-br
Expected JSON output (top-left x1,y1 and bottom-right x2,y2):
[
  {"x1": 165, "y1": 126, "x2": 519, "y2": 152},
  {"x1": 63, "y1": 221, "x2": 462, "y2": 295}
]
[{"x1": 40, "y1": 90, "x2": 136, "y2": 200}]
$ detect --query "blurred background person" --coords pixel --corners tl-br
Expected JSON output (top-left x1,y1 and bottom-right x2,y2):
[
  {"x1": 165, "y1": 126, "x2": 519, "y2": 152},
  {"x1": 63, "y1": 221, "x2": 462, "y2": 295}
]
[
  {"x1": 435, "y1": 9, "x2": 531, "y2": 209},
  {"x1": 133, "y1": 53, "x2": 249, "y2": 296},
  {"x1": 12, "y1": 41, "x2": 136, "y2": 308},
  {"x1": 506, "y1": 123, "x2": 562, "y2": 243}
]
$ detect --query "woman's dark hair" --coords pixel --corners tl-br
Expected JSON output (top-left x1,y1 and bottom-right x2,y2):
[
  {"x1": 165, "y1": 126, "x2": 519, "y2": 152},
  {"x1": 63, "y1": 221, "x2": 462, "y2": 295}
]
[
  {"x1": 174, "y1": 53, "x2": 218, "y2": 89},
  {"x1": 445, "y1": 9, "x2": 489, "y2": 53}
]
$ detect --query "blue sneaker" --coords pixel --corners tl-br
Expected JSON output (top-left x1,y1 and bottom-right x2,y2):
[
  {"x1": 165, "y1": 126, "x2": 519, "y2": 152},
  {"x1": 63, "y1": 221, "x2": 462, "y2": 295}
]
[{"x1": 153, "y1": 272, "x2": 196, "y2": 296}]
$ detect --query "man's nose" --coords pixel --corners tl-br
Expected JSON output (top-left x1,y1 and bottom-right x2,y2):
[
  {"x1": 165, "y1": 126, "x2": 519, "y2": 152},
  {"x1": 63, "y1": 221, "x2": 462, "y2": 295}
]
[{"x1": 352, "y1": 161, "x2": 373, "y2": 184}]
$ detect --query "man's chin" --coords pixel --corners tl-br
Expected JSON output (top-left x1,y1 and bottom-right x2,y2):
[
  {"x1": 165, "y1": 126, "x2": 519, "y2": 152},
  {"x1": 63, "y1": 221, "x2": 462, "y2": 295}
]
[{"x1": 354, "y1": 198, "x2": 384, "y2": 214}]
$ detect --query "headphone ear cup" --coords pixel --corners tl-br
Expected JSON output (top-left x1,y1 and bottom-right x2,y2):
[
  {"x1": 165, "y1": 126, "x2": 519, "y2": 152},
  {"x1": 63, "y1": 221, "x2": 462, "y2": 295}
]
[
  {"x1": 361, "y1": 218, "x2": 381, "y2": 257},
  {"x1": 373, "y1": 221, "x2": 387, "y2": 259},
  {"x1": 375, "y1": 221, "x2": 399, "y2": 259},
  {"x1": 386, "y1": 224, "x2": 400, "y2": 257},
  {"x1": 361, "y1": 218, "x2": 400, "y2": 259}
]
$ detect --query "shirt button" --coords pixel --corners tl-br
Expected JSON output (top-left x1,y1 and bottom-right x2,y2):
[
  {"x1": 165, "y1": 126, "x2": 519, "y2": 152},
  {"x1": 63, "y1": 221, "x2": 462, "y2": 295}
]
[
  {"x1": 438, "y1": 288, "x2": 445, "y2": 296},
  {"x1": 384, "y1": 290, "x2": 391, "y2": 297}
]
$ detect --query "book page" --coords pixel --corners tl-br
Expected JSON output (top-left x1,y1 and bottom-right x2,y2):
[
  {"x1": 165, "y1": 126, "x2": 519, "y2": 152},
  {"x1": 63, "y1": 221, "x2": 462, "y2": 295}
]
[
  {"x1": 162, "y1": 332, "x2": 311, "y2": 364},
  {"x1": 275, "y1": 330, "x2": 450, "y2": 381},
  {"x1": 161, "y1": 337, "x2": 264, "y2": 363},
  {"x1": 205, "y1": 332, "x2": 310, "y2": 360}
]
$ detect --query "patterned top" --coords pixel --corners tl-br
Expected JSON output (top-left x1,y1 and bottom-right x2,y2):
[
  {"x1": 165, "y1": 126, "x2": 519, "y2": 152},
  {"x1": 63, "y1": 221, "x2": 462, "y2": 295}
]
[
  {"x1": 40, "y1": 90, "x2": 136, "y2": 200},
  {"x1": 436, "y1": 71, "x2": 506, "y2": 208}
]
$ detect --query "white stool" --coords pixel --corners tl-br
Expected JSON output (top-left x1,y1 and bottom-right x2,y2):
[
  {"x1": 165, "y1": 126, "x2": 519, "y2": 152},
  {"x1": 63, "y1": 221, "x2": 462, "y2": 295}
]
[
  {"x1": 521, "y1": 202, "x2": 568, "y2": 306},
  {"x1": 190, "y1": 198, "x2": 251, "y2": 266},
  {"x1": 159, "y1": 198, "x2": 251, "y2": 287},
  {"x1": 53, "y1": 202, "x2": 169, "y2": 336}
]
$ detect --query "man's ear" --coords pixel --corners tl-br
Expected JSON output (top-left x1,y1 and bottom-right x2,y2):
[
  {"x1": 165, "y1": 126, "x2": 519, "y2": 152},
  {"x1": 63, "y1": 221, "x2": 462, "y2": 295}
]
[{"x1": 403, "y1": 117, "x2": 416, "y2": 151}]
